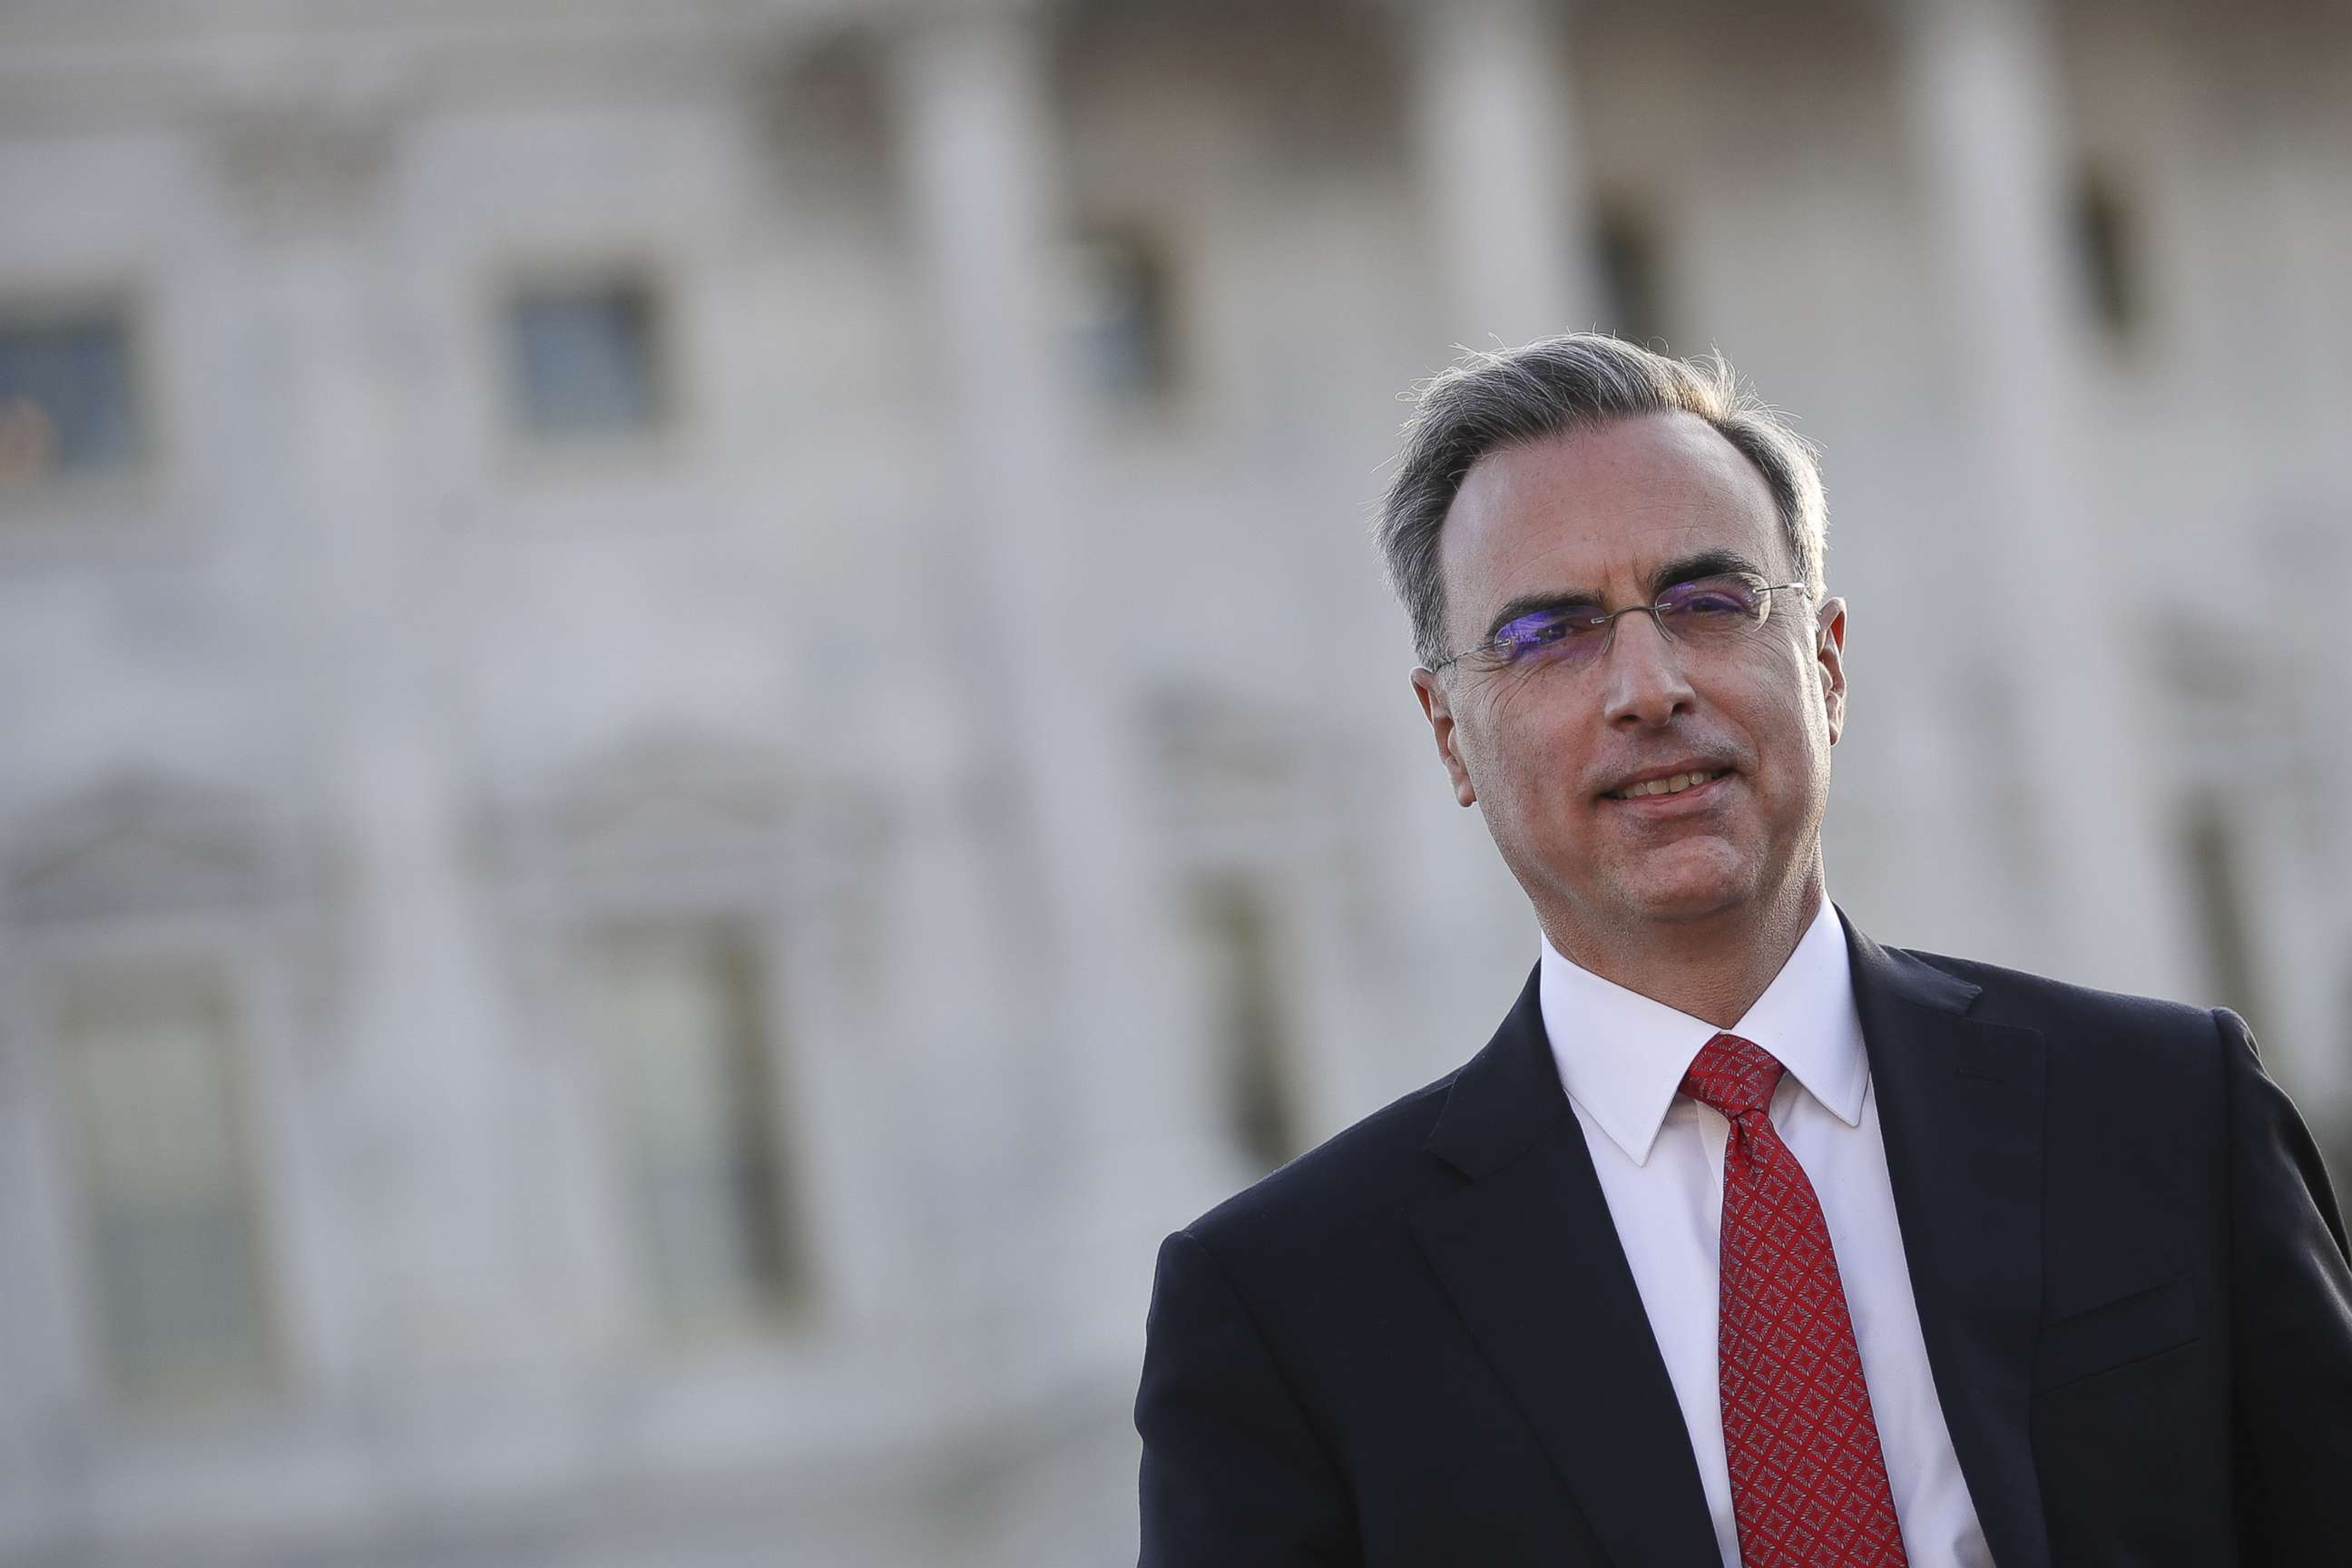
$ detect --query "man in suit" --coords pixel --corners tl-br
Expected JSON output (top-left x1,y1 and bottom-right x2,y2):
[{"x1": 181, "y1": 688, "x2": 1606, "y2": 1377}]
[{"x1": 1133, "y1": 335, "x2": 2352, "y2": 1566}]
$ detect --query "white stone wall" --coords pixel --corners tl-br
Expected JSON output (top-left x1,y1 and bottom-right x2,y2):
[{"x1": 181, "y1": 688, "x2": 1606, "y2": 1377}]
[{"x1": 0, "y1": 1, "x2": 2345, "y2": 1563}]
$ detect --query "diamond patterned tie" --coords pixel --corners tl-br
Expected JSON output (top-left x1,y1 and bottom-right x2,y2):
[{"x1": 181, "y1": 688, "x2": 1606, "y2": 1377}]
[{"x1": 1681, "y1": 1033, "x2": 1909, "y2": 1568}]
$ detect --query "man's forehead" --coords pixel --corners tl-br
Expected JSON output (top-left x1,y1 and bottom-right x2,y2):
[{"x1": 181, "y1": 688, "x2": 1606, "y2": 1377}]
[{"x1": 1440, "y1": 413, "x2": 1785, "y2": 608}]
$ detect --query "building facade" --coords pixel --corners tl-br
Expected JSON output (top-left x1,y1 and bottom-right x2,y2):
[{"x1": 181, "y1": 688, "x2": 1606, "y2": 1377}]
[{"x1": 0, "y1": 0, "x2": 2347, "y2": 1563}]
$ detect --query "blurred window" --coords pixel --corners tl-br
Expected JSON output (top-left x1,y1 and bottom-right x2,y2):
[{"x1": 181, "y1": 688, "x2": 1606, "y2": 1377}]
[
  {"x1": 591, "y1": 919, "x2": 808, "y2": 1340},
  {"x1": 0, "y1": 309, "x2": 140, "y2": 487},
  {"x1": 2072, "y1": 172, "x2": 2141, "y2": 341},
  {"x1": 1592, "y1": 199, "x2": 1668, "y2": 349},
  {"x1": 507, "y1": 278, "x2": 667, "y2": 439},
  {"x1": 1190, "y1": 876, "x2": 1298, "y2": 1174},
  {"x1": 1065, "y1": 233, "x2": 1174, "y2": 402},
  {"x1": 56, "y1": 962, "x2": 277, "y2": 1407}
]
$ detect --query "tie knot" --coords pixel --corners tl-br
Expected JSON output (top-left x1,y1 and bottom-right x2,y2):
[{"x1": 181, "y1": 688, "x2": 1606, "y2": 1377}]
[{"x1": 1680, "y1": 1033, "x2": 1785, "y2": 1122}]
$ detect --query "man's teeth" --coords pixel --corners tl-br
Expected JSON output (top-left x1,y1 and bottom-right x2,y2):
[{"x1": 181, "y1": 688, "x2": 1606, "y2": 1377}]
[{"x1": 1616, "y1": 769, "x2": 1722, "y2": 799}]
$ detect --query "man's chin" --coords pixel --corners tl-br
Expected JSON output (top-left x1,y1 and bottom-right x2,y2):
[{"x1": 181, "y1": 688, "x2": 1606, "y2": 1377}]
[
  {"x1": 1624, "y1": 888, "x2": 1754, "y2": 926},
  {"x1": 1609, "y1": 849, "x2": 1759, "y2": 926}
]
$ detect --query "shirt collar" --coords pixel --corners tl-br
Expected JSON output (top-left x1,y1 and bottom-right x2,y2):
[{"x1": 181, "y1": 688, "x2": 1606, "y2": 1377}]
[{"x1": 1537, "y1": 899, "x2": 1867, "y2": 1166}]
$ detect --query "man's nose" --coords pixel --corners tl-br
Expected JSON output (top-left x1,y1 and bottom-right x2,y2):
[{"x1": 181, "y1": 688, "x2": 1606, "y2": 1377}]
[{"x1": 1600, "y1": 610, "x2": 1697, "y2": 728}]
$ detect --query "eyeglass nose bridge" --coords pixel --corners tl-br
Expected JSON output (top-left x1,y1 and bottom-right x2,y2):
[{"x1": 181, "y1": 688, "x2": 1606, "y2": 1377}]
[{"x1": 1590, "y1": 601, "x2": 1688, "y2": 662}]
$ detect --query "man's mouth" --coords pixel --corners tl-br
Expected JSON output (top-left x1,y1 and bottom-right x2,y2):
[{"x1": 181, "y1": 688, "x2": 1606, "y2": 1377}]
[{"x1": 1606, "y1": 768, "x2": 1732, "y2": 800}]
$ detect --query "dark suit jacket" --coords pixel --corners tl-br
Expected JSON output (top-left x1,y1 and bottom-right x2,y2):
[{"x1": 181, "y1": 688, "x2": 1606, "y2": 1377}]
[{"x1": 1135, "y1": 918, "x2": 2352, "y2": 1566}]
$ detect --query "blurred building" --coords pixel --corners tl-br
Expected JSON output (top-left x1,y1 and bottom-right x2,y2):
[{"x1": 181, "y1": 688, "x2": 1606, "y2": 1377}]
[{"x1": 0, "y1": 0, "x2": 2347, "y2": 1563}]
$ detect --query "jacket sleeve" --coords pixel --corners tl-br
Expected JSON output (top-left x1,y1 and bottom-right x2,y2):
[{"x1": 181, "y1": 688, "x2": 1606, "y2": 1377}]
[
  {"x1": 2218, "y1": 1007, "x2": 2352, "y2": 1561},
  {"x1": 1135, "y1": 1228, "x2": 1358, "y2": 1567}
]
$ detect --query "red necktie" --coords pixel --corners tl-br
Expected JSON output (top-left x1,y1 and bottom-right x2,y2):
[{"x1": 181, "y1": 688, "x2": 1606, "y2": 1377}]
[{"x1": 1680, "y1": 1033, "x2": 1909, "y2": 1568}]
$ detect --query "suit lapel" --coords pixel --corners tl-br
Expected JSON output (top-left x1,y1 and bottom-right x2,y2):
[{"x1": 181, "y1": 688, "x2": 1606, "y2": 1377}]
[
  {"x1": 1408, "y1": 969, "x2": 1721, "y2": 1568},
  {"x1": 1845, "y1": 917, "x2": 2052, "y2": 1568}
]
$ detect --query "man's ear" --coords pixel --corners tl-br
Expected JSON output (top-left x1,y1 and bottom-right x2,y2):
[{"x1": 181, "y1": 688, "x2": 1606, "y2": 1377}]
[
  {"x1": 1411, "y1": 667, "x2": 1479, "y2": 807},
  {"x1": 1815, "y1": 596, "x2": 1847, "y2": 746}
]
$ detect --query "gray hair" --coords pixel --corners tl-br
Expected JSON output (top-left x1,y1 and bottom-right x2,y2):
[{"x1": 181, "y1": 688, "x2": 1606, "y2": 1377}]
[{"x1": 1377, "y1": 334, "x2": 1828, "y2": 670}]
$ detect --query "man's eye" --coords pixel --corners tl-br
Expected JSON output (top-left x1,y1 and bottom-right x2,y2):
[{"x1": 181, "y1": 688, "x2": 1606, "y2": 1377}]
[
  {"x1": 1661, "y1": 579, "x2": 1759, "y2": 618},
  {"x1": 1498, "y1": 612, "x2": 1597, "y2": 656}
]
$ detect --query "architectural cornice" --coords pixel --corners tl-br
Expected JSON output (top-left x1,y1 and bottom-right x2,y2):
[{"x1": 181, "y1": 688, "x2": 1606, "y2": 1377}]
[{"x1": 0, "y1": 0, "x2": 861, "y2": 132}]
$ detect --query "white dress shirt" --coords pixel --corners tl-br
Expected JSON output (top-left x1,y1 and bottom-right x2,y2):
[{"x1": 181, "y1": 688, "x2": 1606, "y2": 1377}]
[{"x1": 1539, "y1": 901, "x2": 1992, "y2": 1568}]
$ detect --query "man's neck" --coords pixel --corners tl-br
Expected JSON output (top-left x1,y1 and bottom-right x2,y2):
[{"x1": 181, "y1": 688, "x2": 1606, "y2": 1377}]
[{"x1": 1539, "y1": 879, "x2": 1826, "y2": 1029}]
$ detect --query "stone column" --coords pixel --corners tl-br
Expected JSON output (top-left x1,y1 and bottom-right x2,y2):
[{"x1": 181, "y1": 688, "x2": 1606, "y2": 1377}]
[
  {"x1": 211, "y1": 97, "x2": 528, "y2": 1398},
  {"x1": 886, "y1": 1, "x2": 1196, "y2": 1359},
  {"x1": 1391, "y1": 0, "x2": 1603, "y2": 1020},
  {"x1": 1892, "y1": 0, "x2": 2198, "y2": 994},
  {"x1": 1401, "y1": 0, "x2": 1598, "y2": 347}
]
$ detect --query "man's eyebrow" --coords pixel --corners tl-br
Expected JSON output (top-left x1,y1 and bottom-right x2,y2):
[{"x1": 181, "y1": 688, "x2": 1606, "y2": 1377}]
[
  {"x1": 1478, "y1": 549, "x2": 1770, "y2": 643},
  {"x1": 1647, "y1": 549, "x2": 1767, "y2": 595},
  {"x1": 1483, "y1": 588, "x2": 1603, "y2": 644}
]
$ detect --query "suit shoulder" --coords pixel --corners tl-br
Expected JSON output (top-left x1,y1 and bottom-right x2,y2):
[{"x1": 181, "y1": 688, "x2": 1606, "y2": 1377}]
[
  {"x1": 1895, "y1": 944, "x2": 2227, "y2": 1050},
  {"x1": 1181, "y1": 1064, "x2": 1459, "y2": 1257}
]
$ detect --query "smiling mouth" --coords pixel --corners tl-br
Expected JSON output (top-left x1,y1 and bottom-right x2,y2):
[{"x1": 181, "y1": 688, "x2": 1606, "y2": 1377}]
[{"x1": 1606, "y1": 768, "x2": 1732, "y2": 801}]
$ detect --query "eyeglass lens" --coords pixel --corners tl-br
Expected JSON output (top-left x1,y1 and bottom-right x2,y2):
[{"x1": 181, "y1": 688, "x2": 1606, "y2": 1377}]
[{"x1": 1482, "y1": 576, "x2": 1770, "y2": 670}]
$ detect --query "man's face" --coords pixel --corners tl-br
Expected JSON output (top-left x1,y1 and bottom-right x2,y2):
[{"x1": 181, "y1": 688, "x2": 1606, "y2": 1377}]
[{"x1": 1412, "y1": 412, "x2": 1847, "y2": 946}]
